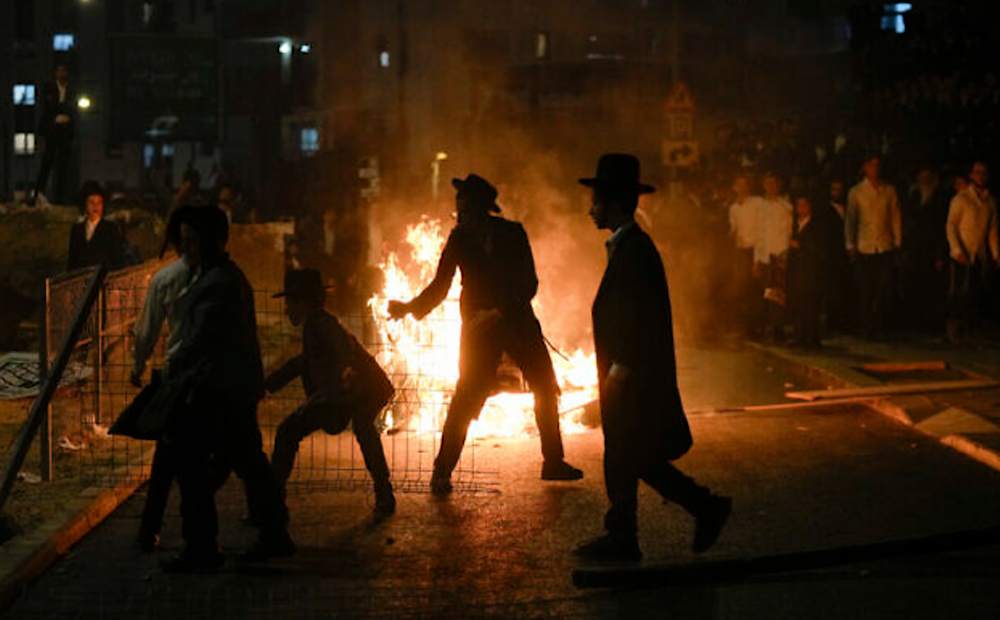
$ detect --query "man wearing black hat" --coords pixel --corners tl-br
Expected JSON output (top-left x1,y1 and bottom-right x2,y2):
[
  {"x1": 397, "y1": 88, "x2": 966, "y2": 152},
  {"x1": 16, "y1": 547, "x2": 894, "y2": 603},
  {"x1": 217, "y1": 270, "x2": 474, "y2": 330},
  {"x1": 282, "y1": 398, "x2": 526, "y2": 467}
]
[
  {"x1": 266, "y1": 268, "x2": 396, "y2": 518},
  {"x1": 388, "y1": 174, "x2": 582, "y2": 494},
  {"x1": 66, "y1": 180, "x2": 124, "y2": 271},
  {"x1": 574, "y1": 153, "x2": 731, "y2": 562}
]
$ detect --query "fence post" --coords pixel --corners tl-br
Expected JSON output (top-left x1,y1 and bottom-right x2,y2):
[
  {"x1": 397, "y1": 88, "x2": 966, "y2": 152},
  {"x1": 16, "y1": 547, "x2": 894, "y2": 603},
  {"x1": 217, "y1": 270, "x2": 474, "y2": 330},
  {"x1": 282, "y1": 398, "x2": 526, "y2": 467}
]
[
  {"x1": 96, "y1": 291, "x2": 104, "y2": 426},
  {"x1": 38, "y1": 278, "x2": 53, "y2": 482},
  {"x1": 0, "y1": 266, "x2": 106, "y2": 512}
]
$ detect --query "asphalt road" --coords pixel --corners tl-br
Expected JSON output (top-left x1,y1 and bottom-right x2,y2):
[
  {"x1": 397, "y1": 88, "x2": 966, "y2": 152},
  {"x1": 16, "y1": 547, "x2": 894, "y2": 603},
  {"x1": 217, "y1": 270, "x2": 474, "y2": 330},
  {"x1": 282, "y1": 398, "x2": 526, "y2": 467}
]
[{"x1": 7, "y1": 346, "x2": 1000, "y2": 619}]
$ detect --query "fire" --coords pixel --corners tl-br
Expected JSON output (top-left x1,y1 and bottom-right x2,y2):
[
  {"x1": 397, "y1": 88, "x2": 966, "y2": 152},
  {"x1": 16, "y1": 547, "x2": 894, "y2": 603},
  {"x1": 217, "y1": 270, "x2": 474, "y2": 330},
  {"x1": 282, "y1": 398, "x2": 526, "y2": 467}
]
[{"x1": 368, "y1": 217, "x2": 598, "y2": 439}]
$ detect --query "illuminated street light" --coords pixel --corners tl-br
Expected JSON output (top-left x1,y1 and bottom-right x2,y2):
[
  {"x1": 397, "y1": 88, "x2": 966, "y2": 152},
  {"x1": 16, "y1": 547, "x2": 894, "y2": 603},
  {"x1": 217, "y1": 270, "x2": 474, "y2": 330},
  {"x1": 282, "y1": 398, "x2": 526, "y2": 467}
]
[
  {"x1": 77, "y1": 95, "x2": 92, "y2": 110},
  {"x1": 300, "y1": 44, "x2": 311, "y2": 54},
  {"x1": 278, "y1": 41, "x2": 293, "y2": 55},
  {"x1": 431, "y1": 152, "x2": 449, "y2": 201}
]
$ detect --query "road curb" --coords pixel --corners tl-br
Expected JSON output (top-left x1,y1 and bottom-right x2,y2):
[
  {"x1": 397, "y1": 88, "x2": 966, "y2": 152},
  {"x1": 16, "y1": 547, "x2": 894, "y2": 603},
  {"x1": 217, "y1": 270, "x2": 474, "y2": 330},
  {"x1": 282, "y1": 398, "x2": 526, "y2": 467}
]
[
  {"x1": 0, "y1": 478, "x2": 144, "y2": 613},
  {"x1": 749, "y1": 343, "x2": 1000, "y2": 475}
]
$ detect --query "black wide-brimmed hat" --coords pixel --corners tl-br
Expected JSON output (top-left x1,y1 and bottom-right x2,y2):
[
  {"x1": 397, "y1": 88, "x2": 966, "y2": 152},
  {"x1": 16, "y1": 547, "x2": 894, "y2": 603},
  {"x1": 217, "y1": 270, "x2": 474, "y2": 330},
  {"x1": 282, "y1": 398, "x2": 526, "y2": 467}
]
[
  {"x1": 452, "y1": 174, "x2": 501, "y2": 213},
  {"x1": 272, "y1": 268, "x2": 333, "y2": 303},
  {"x1": 77, "y1": 180, "x2": 108, "y2": 211},
  {"x1": 578, "y1": 153, "x2": 656, "y2": 195}
]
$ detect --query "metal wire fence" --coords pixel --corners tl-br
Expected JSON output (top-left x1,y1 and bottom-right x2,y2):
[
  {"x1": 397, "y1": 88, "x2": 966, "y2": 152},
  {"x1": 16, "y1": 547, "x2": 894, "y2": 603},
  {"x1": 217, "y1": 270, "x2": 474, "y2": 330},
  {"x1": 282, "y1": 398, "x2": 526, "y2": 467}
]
[{"x1": 42, "y1": 260, "x2": 493, "y2": 495}]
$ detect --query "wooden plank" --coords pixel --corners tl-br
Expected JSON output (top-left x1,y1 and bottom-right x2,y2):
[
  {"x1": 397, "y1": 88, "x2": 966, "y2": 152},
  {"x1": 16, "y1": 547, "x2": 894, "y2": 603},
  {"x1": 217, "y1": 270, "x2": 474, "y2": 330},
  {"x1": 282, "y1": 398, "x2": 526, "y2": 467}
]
[
  {"x1": 786, "y1": 379, "x2": 999, "y2": 402},
  {"x1": 859, "y1": 361, "x2": 948, "y2": 373}
]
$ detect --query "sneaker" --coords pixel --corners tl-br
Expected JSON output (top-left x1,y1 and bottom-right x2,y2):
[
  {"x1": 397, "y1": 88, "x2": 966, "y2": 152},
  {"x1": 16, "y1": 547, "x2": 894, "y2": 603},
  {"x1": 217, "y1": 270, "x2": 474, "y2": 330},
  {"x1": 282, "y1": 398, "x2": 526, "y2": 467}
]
[
  {"x1": 430, "y1": 472, "x2": 453, "y2": 496},
  {"x1": 238, "y1": 530, "x2": 297, "y2": 562},
  {"x1": 573, "y1": 534, "x2": 642, "y2": 562},
  {"x1": 541, "y1": 460, "x2": 583, "y2": 481},
  {"x1": 692, "y1": 495, "x2": 732, "y2": 553},
  {"x1": 160, "y1": 549, "x2": 224, "y2": 573}
]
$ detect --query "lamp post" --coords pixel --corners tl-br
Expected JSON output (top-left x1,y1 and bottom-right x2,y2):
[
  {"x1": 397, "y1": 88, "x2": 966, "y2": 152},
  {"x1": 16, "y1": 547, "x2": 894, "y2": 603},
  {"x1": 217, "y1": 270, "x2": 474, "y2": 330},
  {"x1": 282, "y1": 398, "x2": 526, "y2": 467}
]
[{"x1": 431, "y1": 151, "x2": 448, "y2": 202}]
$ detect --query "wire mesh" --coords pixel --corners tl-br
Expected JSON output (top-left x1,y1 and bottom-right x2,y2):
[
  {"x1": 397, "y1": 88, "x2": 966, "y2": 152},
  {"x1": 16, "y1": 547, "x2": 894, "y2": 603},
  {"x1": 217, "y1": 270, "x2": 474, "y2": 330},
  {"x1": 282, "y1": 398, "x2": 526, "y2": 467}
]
[{"x1": 43, "y1": 261, "x2": 494, "y2": 494}]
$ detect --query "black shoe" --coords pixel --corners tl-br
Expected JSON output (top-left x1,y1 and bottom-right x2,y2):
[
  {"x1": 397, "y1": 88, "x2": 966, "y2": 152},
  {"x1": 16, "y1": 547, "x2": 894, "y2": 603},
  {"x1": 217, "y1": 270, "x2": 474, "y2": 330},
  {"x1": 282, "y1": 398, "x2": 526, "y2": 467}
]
[
  {"x1": 160, "y1": 549, "x2": 224, "y2": 573},
  {"x1": 430, "y1": 472, "x2": 453, "y2": 496},
  {"x1": 693, "y1": 495, "x2": 732, "y2": 553},
  {"x1": 135, "y1": 530, "x2": 160, "y2": 554},
  {"x1": 373, "y1": 485, "x2": 396, "y2": 520},
  {"x1": 238, "y1": 530, "x2": 297, "y2": 562},
  {"x1": 573, "y1": 534, "x2": 642, "y2": 562},
  {"x1": 542, "y1": 460, "x2": 584, "y2": 481}
]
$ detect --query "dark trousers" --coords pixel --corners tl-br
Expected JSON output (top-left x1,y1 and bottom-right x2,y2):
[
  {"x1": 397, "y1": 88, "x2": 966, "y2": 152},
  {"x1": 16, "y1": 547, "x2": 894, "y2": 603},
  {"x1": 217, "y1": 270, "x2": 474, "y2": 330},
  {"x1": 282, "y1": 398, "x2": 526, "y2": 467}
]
[
  {"x1": 434, "y1": 316, "x2": 564, "y2": 476},
  {"x1": 138, "y1": 439, "x2": 232, "y2": 538},
  {"x1": 855, "y1": 252, "x2": 895, "y2": 337},
  {"x1": 272, "y1": 398, "x2": 391, "y2": 489},
  {"x1": 948, "y1": 259, "x2": 992, "y2": 341},
  {"x1": 172, "y1": 388, "x2": 288, "y2": 554},
  {"x1": 603, "y1": 442, "x2": 711, "y2": 536},
  {"x1": 34, "y1": 127, "x2": 73, "y2": 204}
]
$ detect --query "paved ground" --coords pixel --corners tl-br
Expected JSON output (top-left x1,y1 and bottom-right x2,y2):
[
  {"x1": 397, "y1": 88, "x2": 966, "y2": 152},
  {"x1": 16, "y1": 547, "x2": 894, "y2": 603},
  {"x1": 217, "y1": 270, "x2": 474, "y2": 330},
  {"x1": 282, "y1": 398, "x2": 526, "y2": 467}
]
[{"x1": 7, "y1": 345, "x2": 1000, "y2": 619}]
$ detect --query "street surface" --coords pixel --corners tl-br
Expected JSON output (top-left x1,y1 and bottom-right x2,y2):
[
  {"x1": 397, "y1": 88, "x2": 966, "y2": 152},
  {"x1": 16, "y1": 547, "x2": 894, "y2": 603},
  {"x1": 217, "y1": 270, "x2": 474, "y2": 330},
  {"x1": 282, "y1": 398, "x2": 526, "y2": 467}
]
[{"x1": 7, "y1": 346, "x2": 1000, "y2": 619}]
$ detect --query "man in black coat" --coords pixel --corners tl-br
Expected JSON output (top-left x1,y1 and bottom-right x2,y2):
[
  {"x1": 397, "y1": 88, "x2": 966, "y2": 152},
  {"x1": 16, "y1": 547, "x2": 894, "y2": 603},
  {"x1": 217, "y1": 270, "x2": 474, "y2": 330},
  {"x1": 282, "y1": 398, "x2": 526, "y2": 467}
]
[
  {"x1": 388, "y1": 174, "x2": 582, "y2": 494},
  {"x1": 33, "y1": 63, "x2": 76, "y2": 205},
  {"x1": 162, "y1": 206, "x2": 293, "y2": 571},
  {"x1": 66, "y1": 181, "x2": 124, "y2": 271},
  {"x1": 266, "y1": 269, "x2": 396, "y2": 519},
  {"x1": 573, "y1": 154, "x2": 731, "y2": 562},
  {"x1": 788, "y1": 196, "x2": 825, "y2": 347}
]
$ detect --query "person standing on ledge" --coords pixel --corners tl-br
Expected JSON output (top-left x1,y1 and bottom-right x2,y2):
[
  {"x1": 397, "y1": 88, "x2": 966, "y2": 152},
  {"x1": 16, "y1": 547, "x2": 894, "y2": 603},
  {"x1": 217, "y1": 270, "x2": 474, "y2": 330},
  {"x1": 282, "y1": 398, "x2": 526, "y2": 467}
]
[
  {"x1": 574, "y1": 153, "x2": 731, "y2": 562},
  {"x1": 388, "y1": 174, "x2": 583, "y2": 494}
]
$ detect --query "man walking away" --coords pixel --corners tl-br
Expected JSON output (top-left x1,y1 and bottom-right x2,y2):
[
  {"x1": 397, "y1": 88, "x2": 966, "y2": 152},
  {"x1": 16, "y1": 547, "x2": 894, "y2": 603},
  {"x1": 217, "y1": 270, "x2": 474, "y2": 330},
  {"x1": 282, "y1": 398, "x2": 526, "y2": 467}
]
[{"x1": 573, "y1": 153, "x2": 731, "y2": 562}]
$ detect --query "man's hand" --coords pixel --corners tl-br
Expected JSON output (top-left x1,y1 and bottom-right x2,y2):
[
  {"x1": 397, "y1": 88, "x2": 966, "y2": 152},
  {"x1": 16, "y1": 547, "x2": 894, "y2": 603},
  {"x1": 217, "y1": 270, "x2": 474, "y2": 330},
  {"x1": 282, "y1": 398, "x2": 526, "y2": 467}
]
[
  {"x1": 790, "y1": 239, "x2": 801, "y2": 250},
  {"x1": 953, "y1": 252, "x2": 970, "y2": 266},
  {"x1": 603, "y1": 364, "x2": 629, "y2": 404},
  {"x1": 387, "y1": 300, "x2": 410, "y2": 319}
]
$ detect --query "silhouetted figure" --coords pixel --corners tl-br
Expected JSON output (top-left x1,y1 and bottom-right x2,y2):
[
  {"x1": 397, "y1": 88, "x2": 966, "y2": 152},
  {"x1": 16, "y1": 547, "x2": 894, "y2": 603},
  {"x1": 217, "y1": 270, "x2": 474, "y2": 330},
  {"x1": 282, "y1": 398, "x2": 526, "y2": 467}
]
[
  {"x1": 66, "y1": 181, "x2": 124, "y2": 272},
  {"x1": 33, "y1": 63, "x2": 75, "y2": 205},
  {"x1": 788, "y1": 197, "x2": 824, "y2": 347},
  {"x1": 266, "y1": 269, "x2": 396, "y2": 519},
  {"x1": 573, "y1": 154, "x2": 730, "y2": 562},
  {"x1": 161, "y1": 206, "x2": 293, "y2": 572},
  {"x1": 902, "y1": 166, "x2": 950, "y2": 331},
  {"x1": 388, "y1": 174, "x2": 582, "y2": 494}
]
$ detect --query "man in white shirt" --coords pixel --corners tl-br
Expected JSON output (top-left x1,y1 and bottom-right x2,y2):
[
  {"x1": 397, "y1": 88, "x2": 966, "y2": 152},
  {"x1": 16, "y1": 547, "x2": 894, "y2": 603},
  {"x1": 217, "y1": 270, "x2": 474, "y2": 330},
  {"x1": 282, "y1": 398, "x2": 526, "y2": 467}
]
[
  {"x1": 945, "y1": 161, "x2": 999, "y2": 342},
  {"x1": 753, "y1": 172, "x2": 793, "y2": 341},
  {"x1": 845, "y1": 155, "x2": 902, "y2": 338},
  {"x1": 728, "y1": 174, "x2": 761, "y2": 335}
]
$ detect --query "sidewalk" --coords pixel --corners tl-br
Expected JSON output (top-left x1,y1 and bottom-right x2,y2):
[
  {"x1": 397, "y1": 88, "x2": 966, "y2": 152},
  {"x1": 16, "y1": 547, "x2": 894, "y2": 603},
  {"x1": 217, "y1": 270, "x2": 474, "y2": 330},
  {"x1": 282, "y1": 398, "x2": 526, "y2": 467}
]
[{"x1": 753, "y1": 335, "x2": 1000, "y2": 472}]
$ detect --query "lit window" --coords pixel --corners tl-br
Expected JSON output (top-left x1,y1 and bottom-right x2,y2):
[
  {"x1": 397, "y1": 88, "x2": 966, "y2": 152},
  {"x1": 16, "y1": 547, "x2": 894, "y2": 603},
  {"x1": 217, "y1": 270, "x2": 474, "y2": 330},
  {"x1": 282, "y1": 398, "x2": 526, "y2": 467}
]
[
  {"x1": 143, "y1": 144, "x2": 155, "y2": 168},
  {"x1": 535, "y1": 32, "x2": 549, "y2": 60},
  {"x1": 162, "y1": 144, "x2": 175, "y2": 157},
  {"x1": 13, "y1": 84, "x2": 36, "y2": 106},
  {"x1": 301, "y1": 127, "x2": 320, "y2": 154},
  {"x1": 53, "y1": 33, "x2": 75, "y2": 51},
  {"x1": 881, "y1": 3, "x2": 912, "y2": 34},
  {"x1": 379, "y1": 51, "x2": 390, "y2": 68},
  {"x1": 14, "y1": 133, "x2": 36, "y2": 155}
]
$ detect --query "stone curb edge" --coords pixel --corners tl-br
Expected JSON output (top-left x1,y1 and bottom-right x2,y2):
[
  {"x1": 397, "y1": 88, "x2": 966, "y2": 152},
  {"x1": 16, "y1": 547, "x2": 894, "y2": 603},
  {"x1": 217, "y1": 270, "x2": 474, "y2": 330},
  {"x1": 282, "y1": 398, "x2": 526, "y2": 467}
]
[
  {"x1": 0, "y1": 478, "x2": 144, "y2": 614},
  {"x1": 749, "y1": 342, "x2": 1000, "y2": 475}
]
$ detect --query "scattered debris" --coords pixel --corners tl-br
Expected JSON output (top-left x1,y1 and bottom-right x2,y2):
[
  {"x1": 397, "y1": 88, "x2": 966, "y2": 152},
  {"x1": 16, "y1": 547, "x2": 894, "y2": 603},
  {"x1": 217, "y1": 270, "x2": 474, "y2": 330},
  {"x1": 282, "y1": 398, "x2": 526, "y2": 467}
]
[
  {"x1": 57, "y1": 436, "x2": 85, "y2": 451},
  {"x1": 787, "y1": 379, "x2": 1000, "y2": 401},
  {"x1": 16, "y1": 471, "x2": 41, "y2": 484}
]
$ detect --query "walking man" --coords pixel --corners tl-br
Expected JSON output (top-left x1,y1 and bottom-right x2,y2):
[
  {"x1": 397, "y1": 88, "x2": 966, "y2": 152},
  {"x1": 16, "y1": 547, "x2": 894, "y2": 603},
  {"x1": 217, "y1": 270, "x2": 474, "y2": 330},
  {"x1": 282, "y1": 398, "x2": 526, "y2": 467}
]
[
  {"x1": 266, "y1": 268, "x2": 396, "y2": 519},
  {"x1": 388, "y1": 174, "x2": 582, "y2": 494},
  {"x1": 574, "y1": 153, "x2": 730, "y2": 562}
]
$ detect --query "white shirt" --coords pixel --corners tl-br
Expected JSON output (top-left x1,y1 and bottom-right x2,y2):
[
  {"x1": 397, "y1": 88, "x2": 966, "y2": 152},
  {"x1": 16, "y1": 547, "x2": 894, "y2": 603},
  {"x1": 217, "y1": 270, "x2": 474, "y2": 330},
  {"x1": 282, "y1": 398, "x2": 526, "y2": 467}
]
[
  {"x1": 753, "y1": 196, "x2": 793, "y2": 264},
  {"x1": 605, "y1": 221, "x2": 637, "y2": 261},
  {"x1": 947, "y1": 187, "x2": 999, "y2": 264},
  {"x1": 845, "y1": 178, "x2": 902, "y2": 254},
  {"x1": 131, "y1": 259, "x2": 192, "y2": 377},
  {"x1": 729, "y1": 196, "x2": 761, "y2": 249},
  {"x1": 84, "y1": 218, "x2": 99, "y2": 242}
]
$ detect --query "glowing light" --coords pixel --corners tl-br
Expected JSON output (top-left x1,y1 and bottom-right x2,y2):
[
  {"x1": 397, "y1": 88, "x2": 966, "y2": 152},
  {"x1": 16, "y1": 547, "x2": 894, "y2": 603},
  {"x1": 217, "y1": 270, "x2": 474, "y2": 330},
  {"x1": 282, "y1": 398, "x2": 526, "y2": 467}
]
[
  {"x1": 299, "y1": 44, "x2": 311, "y2": 54},
  {"x1": 77, "y1": 95, "x2": 92, "y2": 110},
  {"x1": 435, "y1": 152, "x2": 448, "y2": 162},
  {"x1": 379, "y1": 51, "x2": 391, "y2": 68},
  {"x1": 278, "y1": 41, "x2": 293, "y2": 56}
]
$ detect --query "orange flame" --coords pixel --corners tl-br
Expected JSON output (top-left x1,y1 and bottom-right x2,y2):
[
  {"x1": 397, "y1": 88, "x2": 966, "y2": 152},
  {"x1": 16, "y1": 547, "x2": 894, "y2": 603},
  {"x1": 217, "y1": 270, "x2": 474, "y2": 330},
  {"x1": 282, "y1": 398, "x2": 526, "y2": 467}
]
[{"x1": 368, "y1": 217, "x2": 598, "y2": 439}]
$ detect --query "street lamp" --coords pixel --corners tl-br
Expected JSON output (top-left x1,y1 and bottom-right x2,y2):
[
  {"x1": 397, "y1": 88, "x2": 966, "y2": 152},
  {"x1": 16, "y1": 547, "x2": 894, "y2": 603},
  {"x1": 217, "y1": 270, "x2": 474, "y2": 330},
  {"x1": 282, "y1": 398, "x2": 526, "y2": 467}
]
[
  {"x1": 431, "y1": 151, "x2": 448, "y2": 202},
  {"x1": 77, "y1": 95, "x2": 92, "y2": 110},
  {"x1": 278, "y1": 41, "x2": 292, "y2": 56}
]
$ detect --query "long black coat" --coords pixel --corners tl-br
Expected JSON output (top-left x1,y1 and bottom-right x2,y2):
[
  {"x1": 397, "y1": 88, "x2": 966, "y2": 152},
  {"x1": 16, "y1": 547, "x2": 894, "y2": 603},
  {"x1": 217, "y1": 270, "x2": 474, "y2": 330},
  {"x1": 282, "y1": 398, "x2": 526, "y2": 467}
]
[
  {"x1": 592, "y1": 223, "x2": 692, "y2": 463},
  {"x1": 67, "y1": 219, "x2": 124, "y2": 271}
]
